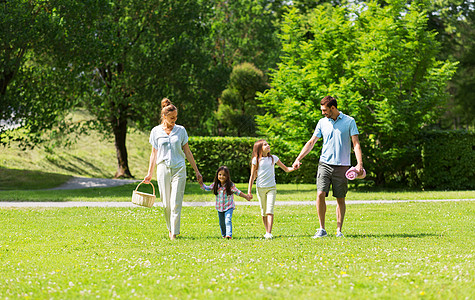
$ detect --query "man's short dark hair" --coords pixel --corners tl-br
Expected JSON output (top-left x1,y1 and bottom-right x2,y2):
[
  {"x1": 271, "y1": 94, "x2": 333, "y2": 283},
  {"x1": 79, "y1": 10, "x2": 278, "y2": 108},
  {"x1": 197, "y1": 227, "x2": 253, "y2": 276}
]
[{"x1": 321, "y1": 96, "x2": 337, "y2": 108}]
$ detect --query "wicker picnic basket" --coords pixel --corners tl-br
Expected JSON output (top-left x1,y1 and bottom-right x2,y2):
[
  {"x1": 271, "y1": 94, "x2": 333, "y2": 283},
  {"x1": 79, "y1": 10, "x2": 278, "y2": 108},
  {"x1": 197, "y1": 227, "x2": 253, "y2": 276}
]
[{"x1": 131, "y1": 181, "x2": 156, "y2": 208}]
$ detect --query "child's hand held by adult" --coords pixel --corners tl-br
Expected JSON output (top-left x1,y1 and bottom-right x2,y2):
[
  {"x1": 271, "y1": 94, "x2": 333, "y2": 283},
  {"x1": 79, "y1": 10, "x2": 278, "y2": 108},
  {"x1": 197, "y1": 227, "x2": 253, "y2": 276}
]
[{"x1": 292, "y1": 160, "x2": 301, "y2": 170}]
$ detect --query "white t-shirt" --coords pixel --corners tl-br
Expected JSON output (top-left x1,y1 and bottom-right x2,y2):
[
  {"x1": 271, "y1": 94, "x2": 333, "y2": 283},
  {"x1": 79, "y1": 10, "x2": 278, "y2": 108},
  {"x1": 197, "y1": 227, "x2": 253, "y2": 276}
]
[
  {"x1": 252, "y1": 155, "x2": 279, "y2": 188},
  {"x1": 149, "y1": 124, "x2": 188, "y2": 168}
]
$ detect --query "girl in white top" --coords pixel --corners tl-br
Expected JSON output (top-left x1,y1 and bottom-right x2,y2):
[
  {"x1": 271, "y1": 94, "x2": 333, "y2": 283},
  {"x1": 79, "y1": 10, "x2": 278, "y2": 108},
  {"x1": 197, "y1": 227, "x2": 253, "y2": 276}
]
[
  {"x1": 144, "y1": 98, "x2": 203, "y2": 240},
  {"x1": 247, "y1": 139, "x2": 294, "y2": 239}
]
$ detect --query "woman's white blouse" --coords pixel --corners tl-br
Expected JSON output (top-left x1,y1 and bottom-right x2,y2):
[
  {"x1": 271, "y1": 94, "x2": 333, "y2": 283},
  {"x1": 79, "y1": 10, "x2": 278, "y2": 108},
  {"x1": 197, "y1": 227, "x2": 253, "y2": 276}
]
[{"x1": 149, "y1": 125, "x2": 188, "y2": 168}]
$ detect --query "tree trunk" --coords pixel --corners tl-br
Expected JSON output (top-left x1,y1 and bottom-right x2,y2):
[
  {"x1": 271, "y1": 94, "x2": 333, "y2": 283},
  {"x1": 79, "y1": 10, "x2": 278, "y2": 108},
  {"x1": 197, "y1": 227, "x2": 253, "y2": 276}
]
[
  {"x1": 374, "y1": 170, "x2": 386, "y2": 186},
  {"x1": 112, "y1": 116, "x2": 133, "y2": 179}
]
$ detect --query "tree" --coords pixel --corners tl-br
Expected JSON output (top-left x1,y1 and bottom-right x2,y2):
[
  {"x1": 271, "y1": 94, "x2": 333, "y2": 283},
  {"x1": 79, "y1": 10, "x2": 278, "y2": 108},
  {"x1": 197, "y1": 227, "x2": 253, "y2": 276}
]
[
  {"x1": 51, "y1": 0, "x2": 215, "y2": 178},
  {"x1": 0, "y1": 0, "x2": 74, "y2": 146},
  {"x1": 209, "y1": 0, "x2": 284, "y2": 72},
  {"x1": 426, "y1": 0, "x2": 475, "y2": 129},
  {"x1": 257, "y1": 1, "x2": 457, "y2": 186},
  {"x1": 216, "y1": 62, "x2": 269, "y2": 136}
]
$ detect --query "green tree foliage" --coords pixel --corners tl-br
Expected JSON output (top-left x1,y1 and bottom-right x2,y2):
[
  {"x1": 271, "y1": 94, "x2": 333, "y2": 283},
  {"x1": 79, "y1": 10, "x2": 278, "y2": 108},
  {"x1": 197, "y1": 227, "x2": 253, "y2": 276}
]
[
  {"x1": 216, "y1": 63, "x2": 269, "y2": 136},
  {"x1": 290, "y1": 0, "x2": 344, "y2": 14},
  {"x1": 0, "y1": 0, "x2": 75, "y2": 145},
  {"x1": 49, "y1": 0, "x2": 215, "y2": 178},
  {"x1": 256, "y1": 1, "x2": 457, "y2": 186},
  {"x1": 209, "y1": 0, "x2": 284, "y2": 72},
  {"x1": 205, "y1": 0, "x2": 285, "y2": 136},
  {"x1": 425, "y1": 0, "x2": 475, "y2": 129},
  {"x1": 1, "y1": 0, "x2": 285, "y2": 178}
]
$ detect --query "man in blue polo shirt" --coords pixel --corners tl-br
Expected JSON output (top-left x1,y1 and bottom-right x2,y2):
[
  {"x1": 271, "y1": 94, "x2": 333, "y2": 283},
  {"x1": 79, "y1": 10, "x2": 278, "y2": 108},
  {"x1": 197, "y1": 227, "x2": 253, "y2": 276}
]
[{"x1": 292, "y1": 96, "x2": 364, "y2": 238}]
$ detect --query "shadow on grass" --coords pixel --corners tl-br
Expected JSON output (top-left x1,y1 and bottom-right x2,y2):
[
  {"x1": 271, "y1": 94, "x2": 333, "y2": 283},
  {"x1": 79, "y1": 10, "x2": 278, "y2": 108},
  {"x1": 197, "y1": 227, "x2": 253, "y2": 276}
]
[
  {"x1": 275, "y1": 189, "x2": 316, "y2": 195},
  {"x1": 176, "y1": 234, "x2": 313, "y2": 241},
  {"x1": 0, "y1": 182, "x2": 141, "y2": 202},
  {"x1": 47, "y1": 154, "x2": 110, "y2": 178},
  {"x1": 0, "y1": 167, "x2": 72, "y2": 190},
  {"x1": 348, "y1": 233, "x2": 439, "y2": 238}
]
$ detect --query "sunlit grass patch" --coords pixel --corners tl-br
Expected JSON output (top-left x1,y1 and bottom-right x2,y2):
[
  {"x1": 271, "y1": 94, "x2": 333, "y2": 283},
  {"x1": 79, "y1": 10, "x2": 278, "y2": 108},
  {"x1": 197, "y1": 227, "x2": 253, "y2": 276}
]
[{"x1": 0, "y1": 201, "x2": 474, "y2": 299}]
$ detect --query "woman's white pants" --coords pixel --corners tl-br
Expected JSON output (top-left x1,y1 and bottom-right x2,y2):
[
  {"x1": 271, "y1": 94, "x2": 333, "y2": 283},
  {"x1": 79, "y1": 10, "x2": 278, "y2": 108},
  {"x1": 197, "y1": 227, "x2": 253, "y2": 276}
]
[{"x1": 156, "y1": 163, "x2": 186, "y2": 235}]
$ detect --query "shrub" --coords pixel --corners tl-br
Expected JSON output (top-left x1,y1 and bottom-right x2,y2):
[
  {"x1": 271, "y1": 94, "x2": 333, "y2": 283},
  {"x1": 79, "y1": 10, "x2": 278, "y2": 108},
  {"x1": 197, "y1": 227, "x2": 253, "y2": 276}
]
[
  {"x1": 186, "y1": 136, "x2": 320, "y2": 184},
  {"x1": 420, "y1": 130, "x2": 475, "y2": 190}
]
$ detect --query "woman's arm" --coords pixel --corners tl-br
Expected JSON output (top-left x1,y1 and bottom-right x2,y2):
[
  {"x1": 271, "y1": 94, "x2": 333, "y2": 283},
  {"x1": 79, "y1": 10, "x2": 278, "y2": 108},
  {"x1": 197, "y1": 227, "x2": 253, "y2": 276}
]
[
  {"x1": 276, "y1": 160, "x2": 294, "y2": 173},
  {"x1": 183, "y1": 143, "x2": 203, "y2": 184},
  {"x1": 144, "y1": 147, "x2": 158, "y2": 183}
]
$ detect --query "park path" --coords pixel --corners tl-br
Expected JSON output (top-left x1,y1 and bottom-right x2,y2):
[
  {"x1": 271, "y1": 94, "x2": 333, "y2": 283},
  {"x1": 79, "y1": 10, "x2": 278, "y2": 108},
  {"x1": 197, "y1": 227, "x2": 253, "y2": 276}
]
[
  {"x1": 2, "y1": 177, "x2": 473, "y2": 207},
  {"x1": 48, "y1": 176, "x2": 140, "y2": 190},
  {"x1": 1, "y1": 199, "x2": 473, "y2": 208}
]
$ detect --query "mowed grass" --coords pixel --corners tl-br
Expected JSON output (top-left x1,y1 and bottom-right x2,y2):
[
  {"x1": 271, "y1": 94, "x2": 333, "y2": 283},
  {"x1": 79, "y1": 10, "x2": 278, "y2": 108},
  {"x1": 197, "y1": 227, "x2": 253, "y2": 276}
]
[
  {"x1": 0, "y1": 167, "x2": 72, "y2": 190},
  {"x1": 1, "y1": 201, "x2": 474, "y2": 299},
  {"x1": 0, "y1": 181, "x2": 474, "y2": 202},
  {"x1": 0, "y1": 125, "x2": 151, "y2": 182}
]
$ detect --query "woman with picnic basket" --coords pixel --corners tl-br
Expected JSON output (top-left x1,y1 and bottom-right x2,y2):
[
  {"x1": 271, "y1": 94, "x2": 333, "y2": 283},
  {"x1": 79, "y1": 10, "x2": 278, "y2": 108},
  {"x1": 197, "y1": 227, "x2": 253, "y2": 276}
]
[{"x1": 143, "y1": 98, "x2": 203, "y2": 240}]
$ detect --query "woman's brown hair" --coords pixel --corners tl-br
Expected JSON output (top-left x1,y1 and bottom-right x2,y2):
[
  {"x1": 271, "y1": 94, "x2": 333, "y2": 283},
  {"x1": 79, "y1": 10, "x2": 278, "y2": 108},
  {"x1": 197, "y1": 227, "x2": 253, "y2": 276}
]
[{"x1": 161, "y1": 98, "x2": 177, "y2": 122}]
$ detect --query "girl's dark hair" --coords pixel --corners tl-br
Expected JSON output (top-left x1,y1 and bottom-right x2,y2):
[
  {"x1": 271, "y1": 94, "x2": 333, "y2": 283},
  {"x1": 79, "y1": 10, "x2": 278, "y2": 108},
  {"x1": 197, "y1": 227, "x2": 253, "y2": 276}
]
[
  {"x1": 252, "y1": 139, "x2": 273, "y2": 171},
  {"x1": 212, "y1": 166, "x2": 233, "y2": 196}
]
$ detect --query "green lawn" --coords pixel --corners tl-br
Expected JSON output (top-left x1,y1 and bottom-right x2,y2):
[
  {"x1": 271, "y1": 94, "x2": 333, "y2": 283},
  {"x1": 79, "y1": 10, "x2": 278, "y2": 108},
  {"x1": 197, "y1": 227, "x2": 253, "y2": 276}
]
[{"x1": 1, "y1": 201, "x2": 474, "y2": 299}]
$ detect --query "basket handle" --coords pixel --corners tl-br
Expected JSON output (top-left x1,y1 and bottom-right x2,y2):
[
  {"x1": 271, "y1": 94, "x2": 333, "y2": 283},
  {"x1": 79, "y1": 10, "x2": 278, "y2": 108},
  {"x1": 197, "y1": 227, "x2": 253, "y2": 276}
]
[{"x1": 135, "y1": 181, "x2": 156, "y2": 196}]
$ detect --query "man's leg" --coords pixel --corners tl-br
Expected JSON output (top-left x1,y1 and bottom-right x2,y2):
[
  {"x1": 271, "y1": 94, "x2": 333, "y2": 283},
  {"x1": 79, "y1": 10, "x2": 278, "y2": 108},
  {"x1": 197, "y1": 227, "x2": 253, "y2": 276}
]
[
  {"x1": 333, "y1": 165, "x2": 349, "y2": 236},
  {"x1": 316, "y1": 191, "x2": 327, "y2": 229},
  {"x1": 336, "y1": 197, "x2": 346, "y2": 233}
]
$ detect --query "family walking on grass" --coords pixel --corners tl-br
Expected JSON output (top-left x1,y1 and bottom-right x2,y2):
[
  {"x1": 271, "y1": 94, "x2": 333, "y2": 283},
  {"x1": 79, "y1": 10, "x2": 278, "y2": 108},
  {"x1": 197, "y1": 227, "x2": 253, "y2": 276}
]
[{"x1": 144, "y1": 96, "x2": 364, "y2": 240}]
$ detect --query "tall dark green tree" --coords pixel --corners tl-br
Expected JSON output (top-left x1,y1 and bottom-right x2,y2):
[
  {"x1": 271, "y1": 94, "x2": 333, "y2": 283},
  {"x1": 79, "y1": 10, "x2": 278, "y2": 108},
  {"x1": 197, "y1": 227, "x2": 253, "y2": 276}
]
[{"x1": 216, "y1": 62, "x2": 269, "y2": 136}]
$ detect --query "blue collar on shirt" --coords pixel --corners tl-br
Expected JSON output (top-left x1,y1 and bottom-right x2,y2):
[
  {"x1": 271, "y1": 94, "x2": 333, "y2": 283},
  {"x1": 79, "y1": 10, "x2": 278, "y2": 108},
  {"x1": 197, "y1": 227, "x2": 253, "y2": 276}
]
[{"x1": 327, "y1": 112, "x2": 343, "y2": 124}]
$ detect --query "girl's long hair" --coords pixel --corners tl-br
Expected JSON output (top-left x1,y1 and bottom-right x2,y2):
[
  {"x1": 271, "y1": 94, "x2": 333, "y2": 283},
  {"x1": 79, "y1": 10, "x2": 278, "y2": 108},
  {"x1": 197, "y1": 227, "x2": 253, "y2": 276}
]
[
  {"x1": 252, "y1": 139, "x2": 273, "y2": 171},
  {"x1": 212, "y1": 166, "x2": 233, "y2": 196}
]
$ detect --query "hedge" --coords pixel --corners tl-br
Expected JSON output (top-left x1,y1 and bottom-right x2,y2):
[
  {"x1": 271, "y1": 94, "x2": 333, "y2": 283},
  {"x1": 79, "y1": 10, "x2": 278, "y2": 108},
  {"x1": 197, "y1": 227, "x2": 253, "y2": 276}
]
[
  {"x1": 185, "y1": 136, "x2": 320, "y2": 184},
  {"x1": 420, "y1": 130, "x2": 475, "y2": 190},
  {"x1": 185, "y1": 131, "x2": 475, "y2": 190}
]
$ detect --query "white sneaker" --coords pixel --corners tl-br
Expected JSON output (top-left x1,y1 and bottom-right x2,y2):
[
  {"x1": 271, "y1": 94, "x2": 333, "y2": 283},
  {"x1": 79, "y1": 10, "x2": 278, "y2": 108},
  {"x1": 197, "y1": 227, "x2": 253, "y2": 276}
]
[
  {"x1": 264, "y1": 233, "x2": 273, "y2": 239},
  {"x1": 336, "y1": 231, "x2": 344, "y2": 238},
  {"x1": 312, "y1": 228, "x2": 328, "y2": 238}
]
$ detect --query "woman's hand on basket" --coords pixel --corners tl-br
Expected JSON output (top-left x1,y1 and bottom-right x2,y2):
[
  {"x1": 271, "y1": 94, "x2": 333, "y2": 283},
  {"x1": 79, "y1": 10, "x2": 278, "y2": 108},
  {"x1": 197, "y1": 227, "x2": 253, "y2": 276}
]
[{"x1": 143, "y1": 174, "x2": 152, "y2": 184}]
